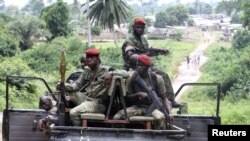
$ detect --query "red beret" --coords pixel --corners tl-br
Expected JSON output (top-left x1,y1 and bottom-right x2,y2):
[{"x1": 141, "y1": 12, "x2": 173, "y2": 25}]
[
  {"x1": 138, "y1": 54, "x2": 152, "y2": 66},
  {"x1": 85, "y1": 48, "x2": 100, "y2": 56},
  {"x1": 134, "y1": 17, "x2": 146, "y2": 25}
]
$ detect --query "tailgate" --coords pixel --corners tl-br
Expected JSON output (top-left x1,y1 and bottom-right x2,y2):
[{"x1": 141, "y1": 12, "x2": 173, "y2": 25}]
[
  {"x1": 2, "y1": 109, "x2": 48, "y2": 141},
  {"x1": 49, "y1": 126, "x2": 186, "y2": 141}
]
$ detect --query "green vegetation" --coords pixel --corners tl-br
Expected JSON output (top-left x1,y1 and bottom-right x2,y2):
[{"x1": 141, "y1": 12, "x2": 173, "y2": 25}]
[
  {"x1": 182, "y1": 35, "x2": 250, "y2": 124},
  {"x1": 0, "y1": 35, "x2": 197, "y2": 110}
]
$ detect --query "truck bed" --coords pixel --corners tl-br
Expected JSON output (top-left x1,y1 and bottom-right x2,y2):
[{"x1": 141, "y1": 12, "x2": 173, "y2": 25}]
[{"x1": 2, "y1": 109, "x2": 220, "y2": 141}]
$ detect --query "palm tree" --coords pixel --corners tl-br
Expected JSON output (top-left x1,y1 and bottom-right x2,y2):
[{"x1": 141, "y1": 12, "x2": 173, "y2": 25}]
[{"x1": 82, "y1": 0, "x2": 133, "y2": 47}]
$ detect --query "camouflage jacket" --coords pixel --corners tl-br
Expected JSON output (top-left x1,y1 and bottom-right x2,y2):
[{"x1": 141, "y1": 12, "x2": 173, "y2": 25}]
[
  {"x1": 126, "y1": 72, "x2": 166, "y2": 106},
  {"x1": 65, "y1": 65, "x2": 110, "y2": 101},
  {"x1": 122, "y1": 33, "x2": 149, "y2": 69}
]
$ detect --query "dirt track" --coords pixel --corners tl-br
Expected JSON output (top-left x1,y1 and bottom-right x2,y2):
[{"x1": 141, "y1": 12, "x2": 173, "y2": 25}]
[{"x1": 173, "y1": 31, "x2": 214, "y2": 101}]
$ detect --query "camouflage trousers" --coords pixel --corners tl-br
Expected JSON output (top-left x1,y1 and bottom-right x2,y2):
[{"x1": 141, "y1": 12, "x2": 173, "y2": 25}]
[
  {"x1": 113, "y1": 105, "x2": 165, "y2": 129},
  {"x1": 69, "y1": 101, "x2": 106, "y2": 126}
]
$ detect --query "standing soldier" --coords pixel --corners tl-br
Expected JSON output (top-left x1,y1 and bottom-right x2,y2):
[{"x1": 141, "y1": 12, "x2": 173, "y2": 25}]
[{"x1": 122, "y1": 17, "x2": 181, "y2": 107}]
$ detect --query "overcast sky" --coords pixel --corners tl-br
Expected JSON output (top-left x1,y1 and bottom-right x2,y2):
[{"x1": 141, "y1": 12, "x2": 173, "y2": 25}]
[
  {"x1": 4, "y1": 0, "x2": 171, "y2": 8},
  {"x1": 4, "y1": 0, "x2": 217, "y2": 8}
]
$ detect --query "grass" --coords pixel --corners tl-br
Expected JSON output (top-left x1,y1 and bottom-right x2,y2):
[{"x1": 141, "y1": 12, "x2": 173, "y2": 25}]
[{"x1": 177, "y1": 32, "x2": 250, "y2": 124}]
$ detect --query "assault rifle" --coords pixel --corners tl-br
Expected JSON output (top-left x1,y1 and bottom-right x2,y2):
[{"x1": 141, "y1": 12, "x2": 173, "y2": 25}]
[{"x1": 133, "y1": 73, "x2": 170, "y2": 121}]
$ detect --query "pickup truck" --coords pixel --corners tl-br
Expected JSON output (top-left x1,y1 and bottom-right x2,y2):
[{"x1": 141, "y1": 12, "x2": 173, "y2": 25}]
[{"x1": 2, "y1": 75, "x2": 221, "y2": 141}]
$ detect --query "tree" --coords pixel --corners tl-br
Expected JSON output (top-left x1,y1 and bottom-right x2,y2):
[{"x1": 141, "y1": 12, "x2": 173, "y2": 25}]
[
  {"x1": 83, "y1": 0, "x2": 133, "y2": 47},
  {"x1": 154, "y1": 11, "x2": 168, "y2": 28},
  {"x1": 40, "y1": 0, "x2": 71, "y2": 40},
  {"x1": 215, "y1": 0, "x2": 243, "y2": 16},
  {"x1": 22, "y1": 0, "x2": 45, "y2": 16},
  {"x1": 69, "y1": 0, "x2": 82, "y2": 33},
  {"x1": 0, "y1": 16, "x2": 19, "y2": 57},
  {"x1": 3, "y1": 5, "x2": 20, "y2": 17},
  {"x1": 8, "y1": 16, "x2": 43, "y2": 50},
  {"x1": 202, "y1": 3, "x2": 212, "y2": 14},
  {"x1": 91, "y1": 26, "x2": 101, "y2": 36},
  {"x1": 232, "y1": 29, "x2": 250, "y2": 50},
  {"x1": 166, "y1": 5, "x2": 188, "y2": 26},
  {"x1": 242, "y1": 0, "x2": 250, "y2": 29}
]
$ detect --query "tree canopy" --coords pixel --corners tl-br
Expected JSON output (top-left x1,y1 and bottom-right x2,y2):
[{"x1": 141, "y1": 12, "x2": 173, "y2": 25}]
[
  {"x1": 40, "y1": 0, "x2": 71, "y2": 40},
  {"x1": 86, "y1": 0, "x2": 133, "y2": 30}
]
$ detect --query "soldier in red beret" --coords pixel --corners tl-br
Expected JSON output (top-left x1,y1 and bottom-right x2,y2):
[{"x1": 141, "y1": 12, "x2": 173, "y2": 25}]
[
  {"x1": 121, "y1": 17, "x2": 182, "y2": 108},
  {"x1": 61, "y1": 48, "x2": 114, "y2": 126},
  {"x1": 114, "y1": 54, "x2": 172, "y2": 129}
]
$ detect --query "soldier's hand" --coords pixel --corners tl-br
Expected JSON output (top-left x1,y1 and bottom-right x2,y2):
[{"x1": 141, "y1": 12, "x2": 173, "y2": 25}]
[
  {"x1": 104, "y1": 71, "x2": 113, "y2": 87},
  {"x1": 161, "y1": 49, "x2": 170, "y2": 55},
  {"x1": 37, "y1": 119, "x2": 45, "y2": 131},
  {"x1": 137, "y1": 92, "x2": 149, "y2": 101},
  {"x1": 56, "y1": 82, "x2": 61, "y2": 91}
]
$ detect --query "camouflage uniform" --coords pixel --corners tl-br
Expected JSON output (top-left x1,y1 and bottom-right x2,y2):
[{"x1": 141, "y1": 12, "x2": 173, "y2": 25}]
[
  {"x1": 122, "y1": 33, "x2": 175, "y2": 102},
  {"x1": 65, "y1": 65, "x2": 110, "y2": 126},
  {"x1": 114, "y1": 72, "x2": 167, "y2": 129}
]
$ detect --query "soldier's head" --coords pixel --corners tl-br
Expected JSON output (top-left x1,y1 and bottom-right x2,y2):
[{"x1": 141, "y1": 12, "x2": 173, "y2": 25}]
[
  {"x1": 84, "y1": 48, "x2": 101, "y2": 69},
  {"x1": 80, "y1": 54, "x2": 87, "y2": 69},
  {"x1": 136, "y1": 54, "x2": 152, "y2": 76},
  {"x1": 39, "y1": 95, "x2": 52, "y2": 112},
  {"x1": 129, "y1": 53, "x2": 139, "y2": 70},
  {"x1": 132, "y1": 17, "x2": 146, "y2": 36}
]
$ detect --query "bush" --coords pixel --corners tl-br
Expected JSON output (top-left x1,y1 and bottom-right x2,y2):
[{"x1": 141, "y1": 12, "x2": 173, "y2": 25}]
[
  {"x1": 0, "y1": 19, "x2": 19, "y2": 57},
  {"x1": 187, "y1": 19, "x2": 195, "y2": 26},
  {"x1": 169, "y1": 29, "x2": 183, "y2": 41},
  {"x1": 91, "y1": 26, "x2": 101, "y2": 36},
  {"x1": 232, "y1": 29, "x2": 250, "y2": 50}
]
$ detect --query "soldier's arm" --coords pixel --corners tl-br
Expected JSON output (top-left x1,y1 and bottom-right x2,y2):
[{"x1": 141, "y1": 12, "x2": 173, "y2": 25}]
[
  {"x1": 148, "y1": 47, "x2": 170, "y2": 57},
  {"x1": 64, "y1": 72, "x2": 85, "y2": 92}
]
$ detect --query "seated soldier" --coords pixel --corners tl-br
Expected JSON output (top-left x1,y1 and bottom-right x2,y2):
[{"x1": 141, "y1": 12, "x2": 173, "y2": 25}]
[
  {"x1": 37, "y1": 95, "x2": 58, "y2": 130},
  {"x1": 65, "y1": 54, "x2": 87, "y2": 107},
  {"x1": 58, "y1": 48, "x2": 128, "y2": 126},
  {"x1": 114, "y1": 54, "x2": 172, "y2": 129}
]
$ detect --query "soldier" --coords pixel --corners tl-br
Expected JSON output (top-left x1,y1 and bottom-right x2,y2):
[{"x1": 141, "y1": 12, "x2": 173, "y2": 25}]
[
  {"x1": 61, "y1": 48, "x2": 114, "y2": 126},
  {"x1": 37, "y1": 95, "x2": 58, "y2": 130},
  {"x1": 122, "y1": 17, "x2": 181, "y2": 108},
  {"x1": 114, "y1": 54, "x2": 172, "y2": 129}
]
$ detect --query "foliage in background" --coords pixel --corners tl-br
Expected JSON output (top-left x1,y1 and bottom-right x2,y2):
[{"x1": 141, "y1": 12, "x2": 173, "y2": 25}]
[
  {"x1": 40, "y1": 0, "x2": 71, "y2": 40},
  {"x1": 83, "y1": 0, "x2": 133, "y2": 47},
  {"x1": 232, "y1": 29, "x2": 250, "y2": 50},
  {"x1": 242, "y1": 0, "x2": 250, "y2": 29},
  {"x1": 184, "y1": 41, "x2": 250, "y2": 124},
  {"x1": 154, "y1": 11, "x2": 168, "y2": 28},
  {"x1": 0, "y1": 17, "x2": 19, "y2": 57},
  {"x1": 91, "y1": 26, "x2": 101, "y2": 36},
  {"x1": 165, "y1": 5, "x2": 188, "y2": 26},
  {"x1": 169, "y1": 29, "x2": 183, "y2": 41},
  {"x1": 8, "y1": 16, "x2": 44, "y2": 50},
  {"x1": 22, "y1": 0, "x2": 45, "y2": 16}
]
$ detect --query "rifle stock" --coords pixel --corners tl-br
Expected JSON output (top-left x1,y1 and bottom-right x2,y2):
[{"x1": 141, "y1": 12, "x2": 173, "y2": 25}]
[{"x1": 133, "y1": 73, "x2": 170, "y2": 120}]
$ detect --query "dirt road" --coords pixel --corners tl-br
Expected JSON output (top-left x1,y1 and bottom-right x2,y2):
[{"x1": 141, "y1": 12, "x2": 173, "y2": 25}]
[{"x1": 173, "y1": 31, "x2": 214, "y2": 101}]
